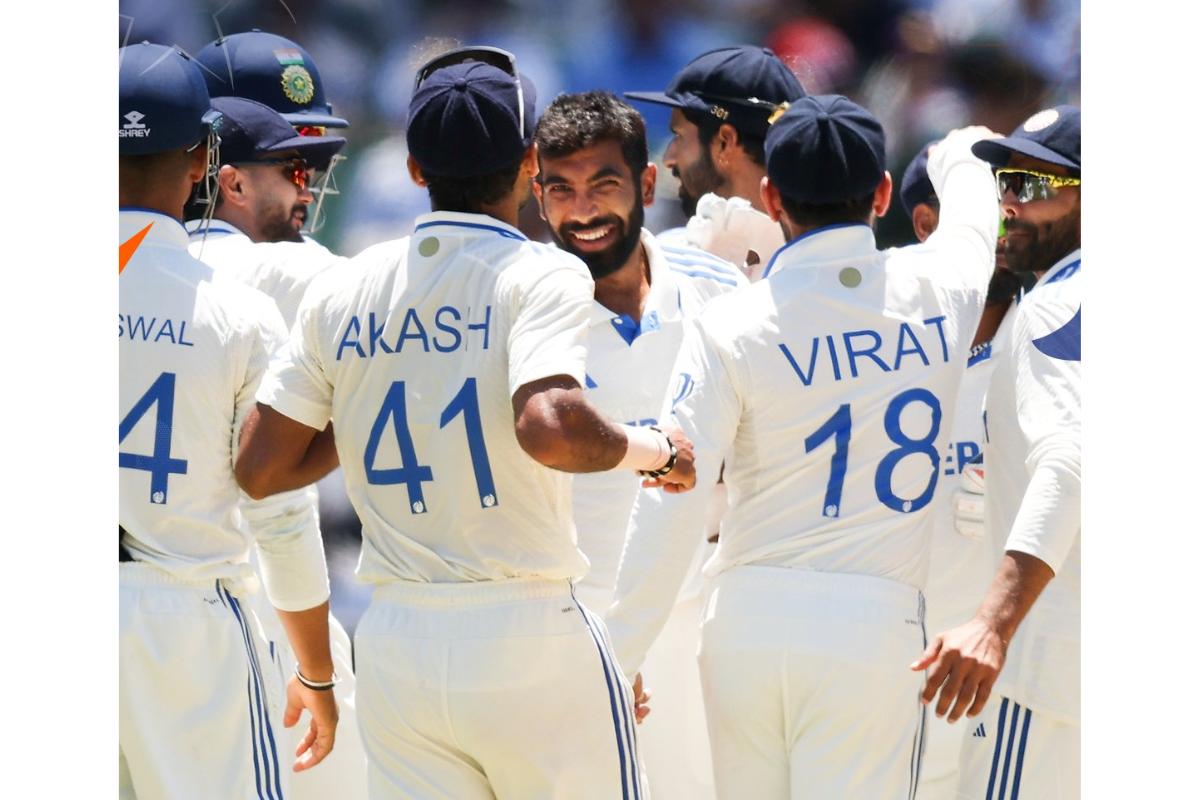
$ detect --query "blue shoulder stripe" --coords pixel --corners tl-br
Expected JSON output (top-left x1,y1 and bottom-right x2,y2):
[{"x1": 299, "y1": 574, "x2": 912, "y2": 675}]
[
  {"x1": 662, "y1": 246, "x2": 739, "y2": 275},
  {"x1": 669, "y1": 266, "x2": 740, "y2": 288}
]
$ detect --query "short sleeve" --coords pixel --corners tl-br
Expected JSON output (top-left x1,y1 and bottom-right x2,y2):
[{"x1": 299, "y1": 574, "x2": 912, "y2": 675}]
[
  {"x1": 506, "y1": 253, "x2": 594, "y2": 395},
  {"x1": 255, "y1": 284, "x2": 334, "y2": 431}
]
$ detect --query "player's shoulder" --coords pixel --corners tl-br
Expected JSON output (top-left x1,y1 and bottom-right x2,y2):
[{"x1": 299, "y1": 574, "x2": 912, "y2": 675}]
[
  {"x1": 195, "y1": 266, "x2": 285, "y2": 338},
  {"x1": 504, "y1": 238, "x2": 593, "y2": 285},
  {"x1": 654, "y1": 237, "x2": 748, "y2": 291}
]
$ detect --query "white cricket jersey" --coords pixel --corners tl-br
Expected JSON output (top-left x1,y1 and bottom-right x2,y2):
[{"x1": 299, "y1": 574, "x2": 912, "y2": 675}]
[
  {"x1": 607, "y1": 144, "x2": 998, "y2": 673},
  {"x1": 119, "y1": 209, "x2": 328, "y2": 609},
  {"x1": 573, "y1": 229, "x2": 747, "y2": 607},
  {"x1": 924, "y1": 346, "x2": 997, "y2": 633},
  {"x1": 984, "y1": 250, "x2": 1081, "y2": 724},
  {"x1": 258, "y1": 211, "x2": 597, "y2": 584},
  {"x1": 657, "y1": 193, "x2": 785, "y2": 281},
  {"x1": 186, "y1": 218, "x2": 345, "y2": 327}
]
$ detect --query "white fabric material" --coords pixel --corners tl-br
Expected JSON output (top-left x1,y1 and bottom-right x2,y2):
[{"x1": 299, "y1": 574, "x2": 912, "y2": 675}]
[
  {"x1": 186, "y1": 219, "x2": 345, "y2": 328},
  {"x1": 661, "y1": 192, "x2": 786, "y2": 281},
  {"x1": 353, "y1": 579, "x2": 647, "y2": 800},
  {"x1": 698, "y1": 566, "x2": 927, "y2": 800},
  {"x1": 573, "y1": 229, "x2": 746, "y2": 604},
  {"x1": 606, "y1": 130, "x2": 997, "y2": 676},
  {"x1": 985, "y1": 251, "x2": 1082, "y2": 725},
  {"x1": 119, "y1": 563, "x2": 286, "y2": 800},
  {"x1": 954, "y1": 694, "x2": 1079, "y2": 800},
  {"x1": 257, "y1": 210, "x2": 595, "y2": 585},
  {"x1": 119, "y1": 210, "x2": 329, "y2": 610}
]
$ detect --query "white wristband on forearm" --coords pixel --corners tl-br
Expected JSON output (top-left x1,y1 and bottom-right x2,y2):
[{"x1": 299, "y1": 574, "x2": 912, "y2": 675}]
[{"x1": 616, "y1": 424, "x2": 670, "y2": 472}]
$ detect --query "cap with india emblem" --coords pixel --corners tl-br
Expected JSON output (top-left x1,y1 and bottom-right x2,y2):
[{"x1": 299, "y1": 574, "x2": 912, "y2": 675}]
[
  {"x1": 972, "y1": 105, "x2": 1080, "y2": 176},
  {"x1": 119, "y1": 42, "x2": 218, "y2": 156},
  {"x1": 195, "y1": 30, "x2": 348, "y2": 128}
]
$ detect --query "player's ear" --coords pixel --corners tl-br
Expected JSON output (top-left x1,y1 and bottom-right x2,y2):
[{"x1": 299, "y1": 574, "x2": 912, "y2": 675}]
[
  {"x1": 912, "y1": 203, "x2": 939, "y2": 243},
  {"x1": 521, "y1": 143, "x2": 539, "y2": 182},
  {"x1": 217, "y1": 165, "x2": 246, "y2": 206},
  {"x1": 873, "y1": 171, "x2": 893, "y2": 219},
  {"x1": 761, "y1": 175, "x2": 783, "y2": 222},
  {"x1": 531, "y1": 173, "x2": 546, "y2": 221},
  {"x1": 186, "y1": 144, "x2": 208, "y2": 184},
  {"x1": 406, "y1": 154, "x2": 428, "y2": 188},
  {"x1": 640, "y1": 161, "x2": 657, "y2": 207},
  {"x1": 714, "y1": 123, "x2": 738, "y2": 169}
]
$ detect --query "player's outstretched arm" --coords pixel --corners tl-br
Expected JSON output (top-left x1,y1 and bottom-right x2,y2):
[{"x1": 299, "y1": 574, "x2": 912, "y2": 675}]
[
  {"x1": 236, "y1": 404, "x2": 339, "y2": 499},
  {"x1": 277, "y1": 601, "x2": 339, "y2": 771},
  {"x1": 511, "y1": 375, "x2": 696, "y2": 489},
  {"x1": 910, "y1": 550, "x2": 1055, "y2": 722}
]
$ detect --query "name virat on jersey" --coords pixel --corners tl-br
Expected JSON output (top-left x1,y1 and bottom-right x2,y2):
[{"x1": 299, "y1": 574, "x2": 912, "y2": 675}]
[
  {"x1": 778, "y1": 315, "x2": 950, "y2": 386},
  {"x1": 336, "y1": 304, "x2": 492, "y2": 360}
]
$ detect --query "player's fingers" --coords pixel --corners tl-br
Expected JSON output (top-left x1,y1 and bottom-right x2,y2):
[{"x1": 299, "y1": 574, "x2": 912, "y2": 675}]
[
  {"x1": 283, "y1": 695, "x2": 302, "y2": 728},
  {"x1": 934, "y1": 662, "x2": 968, "y2": 718},
  {"x1": 947, "y1": 675, "x2": 982, "y2": 723},
  {"x1": 966, "y1": 674, "x2": 996, "y2": 718},
  {"x1": 635, "y1": 705, "x2": 651, "y2": 724},
  {"x1": 910, "y1": 636, "x2": 943, "y2": 671},
  {"x1": 920, "y1": 652, "x2": 957, "y2": 705},
  {"x1": 294, "y1": 721, "x2": 317, "y2": 760}
]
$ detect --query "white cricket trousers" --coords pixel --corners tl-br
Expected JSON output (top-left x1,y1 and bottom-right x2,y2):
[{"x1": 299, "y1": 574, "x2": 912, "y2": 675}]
[
  {"x1": 698, "y1": 566, "x2": 927, "y2": 800},
  {"x1": 354, "y1": 578, "x2": 648, "y2": 800},
  {"x1": 954, "y1": 696, "x2": 1079, "y2": 800},
  {"x1": 119, "y1": 563, "x2": 286, "y2": 800}
]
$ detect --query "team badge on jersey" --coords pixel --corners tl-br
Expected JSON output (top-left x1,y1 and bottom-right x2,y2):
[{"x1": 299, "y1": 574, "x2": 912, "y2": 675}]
[{"x1": 281, "y1": 64, "x2": 315, "y2": 104}]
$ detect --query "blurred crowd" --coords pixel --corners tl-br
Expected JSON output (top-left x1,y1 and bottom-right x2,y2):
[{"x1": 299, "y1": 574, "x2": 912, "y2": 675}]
[{"x1": 119, "y1": 0, "x2": 1080, "y2": 633}]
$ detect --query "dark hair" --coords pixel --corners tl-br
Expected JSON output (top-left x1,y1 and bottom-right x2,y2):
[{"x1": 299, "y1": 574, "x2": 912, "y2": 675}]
[
  {"x1": 534, "y1": 91, "x2": 648, "y2": 178},
  {"x1": 778, "y1": 189, "x2": 876, "y2": 229},
  {"x1": 681, "y1": 108, "x2": 766, "y2": 167},
  {"x1": 423, "y1": 156, "x2": 525, "y2": 213}
]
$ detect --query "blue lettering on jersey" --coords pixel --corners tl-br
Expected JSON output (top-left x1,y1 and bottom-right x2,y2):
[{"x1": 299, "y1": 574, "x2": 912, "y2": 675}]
[
  {"x1": 585, "y1": 373, "x2": 599, "y2": 389},
  {"x1": 780, "y1": 318, "x2": 951, "y2": 387},
  {"x1": 336, "y1": 305, "x2": 492, "y2": 360},
  {"x1": 943, "y1": 440, "x2": 982, "y2": 475},
  {"x1": 119, "y1": 314, "x2": 195, "y2": 347}
]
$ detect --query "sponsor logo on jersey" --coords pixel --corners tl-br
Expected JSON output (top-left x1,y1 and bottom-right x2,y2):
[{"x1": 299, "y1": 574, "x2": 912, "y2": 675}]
[
  {"x1": 972, "y1": 723, "x2": 987, "y2": 738},
  {"x1": 120, "y1": 110, "x2": 151, "y2": 138}
]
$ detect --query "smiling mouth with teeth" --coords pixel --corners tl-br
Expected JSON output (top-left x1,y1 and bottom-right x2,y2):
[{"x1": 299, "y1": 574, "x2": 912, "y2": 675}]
[{"x1": 572, "y1": 225, "x2": 615, "y2": 242}]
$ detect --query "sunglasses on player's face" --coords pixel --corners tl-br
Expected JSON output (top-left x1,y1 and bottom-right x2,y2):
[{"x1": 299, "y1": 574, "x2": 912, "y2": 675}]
[
  {"x1": 294, "y1": 125, "x2": 327, "y2": 137},
  {"x1": 994, "y1": 168, "x2": 1081, "y2": 204},
  {"x1": 412, "y1": 46, "x2": 524, "y2": 137},
  {"x1": 237, "y1": 157, "x2": 314, "y2": 190}
]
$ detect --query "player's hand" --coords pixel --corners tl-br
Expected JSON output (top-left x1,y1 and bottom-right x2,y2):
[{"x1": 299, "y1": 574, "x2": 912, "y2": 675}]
[
  {"x1": 953, "y1": 461, "x2": 986, "y2": 541},
  {"x1": 641, "y1": 428, "x2": 696, "y2": 493},
  {"x1": 632, "y1": 672, "x2": 652, "y2": 724},
  {"x1": 686, "y1": 193, "x2": 779, "y2": 278},
  {"x1": 284, "y1": 674, "x2": 339, "y2": 771},
  {"x1": 910, "y1": 618, "x2": 1007, "y2": 723},
  {"x1": 927, "y1": 125, "x2": 1001, "y2": 190}
]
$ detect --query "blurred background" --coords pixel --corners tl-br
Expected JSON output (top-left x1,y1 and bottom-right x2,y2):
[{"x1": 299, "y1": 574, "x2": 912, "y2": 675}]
[{"x1": 119, "y1": 0, "x2": 1080, "y2": 634}]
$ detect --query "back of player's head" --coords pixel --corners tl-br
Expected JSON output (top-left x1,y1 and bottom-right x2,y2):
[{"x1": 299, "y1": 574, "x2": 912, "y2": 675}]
[
  {"x1": 533, "y1": 91, "x2": 648, "y2": 178},
  {"x1": 196, "y1": 30, "x2": 349, "y2": 129},
  {"x1": 120, "y1": 42, "x2": 215, "y2": 157},
  {"x1": 900, "y1": 140, "x2": 939, "y2": 218},
  {"x1": 765, "y1": 94, "x2": 886, "y2": 226}
]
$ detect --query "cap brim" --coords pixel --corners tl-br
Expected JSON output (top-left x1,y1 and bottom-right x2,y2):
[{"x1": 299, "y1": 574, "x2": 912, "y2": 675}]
[
  {"x1": 972, "y1": 137, "x2": 1079, "y2": 175},
  {"x1": 624, "y1": 91, "x2": 685, "y2": 108},
  {"x1": 262, "y1": 134, "x2": 348, "y2": 167},
  {"x1": 281, "y1": 111, "x2": 350, "y2": 129}
]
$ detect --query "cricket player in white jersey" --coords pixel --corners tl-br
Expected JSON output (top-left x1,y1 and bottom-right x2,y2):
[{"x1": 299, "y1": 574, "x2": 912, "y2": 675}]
[
  {"x1": 183, "y1": 95, "x2": 369, "y2": 799},
  {"x1": 607, "y1": 94, "x2": 1001, "y2": 799},
  {"x1": 533, "y1": 90, "x2": 747, "y2": 800},
  {"x1": 899, "y1": 143, "x2": 1023, "y2": 800},
  {"x1": 119, "y1": 43, "x2": 337, "y2": 799},
  {"x1": 627, "y1": 45, "x2": 807, "y2": 280},
  {"x1": 915, "y1": 106, "x2": 1081, "y2": 800},
  {"x1": 234, "y1": 48, "x2": 697, "y2": 800}
]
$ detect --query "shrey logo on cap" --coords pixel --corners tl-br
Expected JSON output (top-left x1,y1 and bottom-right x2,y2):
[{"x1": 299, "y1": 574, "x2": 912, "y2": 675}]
[
  {"x1": 121, "y1": 110, "x2": 150, "y2": 138},
  {"x1": 1022, "y1": 108, "x2": 1059, "y2": 133},
  {"x1": 281, "y1": 64, "x2": 315, "y2": 104}
]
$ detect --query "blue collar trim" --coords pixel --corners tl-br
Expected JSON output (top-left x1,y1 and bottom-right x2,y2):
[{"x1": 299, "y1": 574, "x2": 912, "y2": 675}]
[
  {"x1": 414, "y1": 220, "x2": 526, "y2": 241},
  {"x1": 761, "y1": 222, "x2": 870, "y2": 278}
]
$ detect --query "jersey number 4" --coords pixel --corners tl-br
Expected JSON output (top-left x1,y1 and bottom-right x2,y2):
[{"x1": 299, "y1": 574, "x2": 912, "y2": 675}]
[
  {"x1": 805, "y1": 388, "x2": 942, "y2": 518},
  {"x1": 363, "y1": 378, "x2": 497, "y2": 514},
  {"x1": 119, "y1": 372, "x2": 188, "y2": 504}
]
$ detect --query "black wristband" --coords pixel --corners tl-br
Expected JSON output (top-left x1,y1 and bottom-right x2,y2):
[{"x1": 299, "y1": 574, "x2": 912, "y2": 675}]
[
  {"x1": 295, "y1": 664, "x2": 337, "y2": 691},
  {"x1": 638, "y1": 426, "x2": 678, "y2": 478}
]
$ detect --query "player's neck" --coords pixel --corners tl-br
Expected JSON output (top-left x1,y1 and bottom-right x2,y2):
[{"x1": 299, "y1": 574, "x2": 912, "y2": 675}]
[
  {"x1": 594, "y1": 243, "x2": 650, "y2": 321},
  {"x1": 118, "y1": 189, "x2": 187, "y2": 223},
  {"x1": 727, "y1": 166, "x2": 769, "y2": 214}
]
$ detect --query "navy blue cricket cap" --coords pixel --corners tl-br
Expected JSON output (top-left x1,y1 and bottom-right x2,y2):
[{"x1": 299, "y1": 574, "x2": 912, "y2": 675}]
[
  {"x1": 210, "y1": 97, "x2": 346, "y2": 168},
  {"x1": 765, "y1": 94, "x2": 886, "y2": 204},
  {"x1": 900, "y1": 139, "x2": 940, "y2": 217},
  {"x1": 625, "y1": 45, "x2": 806, "y2": 138},
  {"x1": 972, "y1": 105, "x2": 1080, "y2": 176},
  {"x1": 120, "y1": 42, "x2": 216, "y2": 156},
  {"x1": 196, "y1": 30, "x2": 348, "y2": 128},
  {"x1": 406, "y1": 61, "x2": 536, "y2": 178}
]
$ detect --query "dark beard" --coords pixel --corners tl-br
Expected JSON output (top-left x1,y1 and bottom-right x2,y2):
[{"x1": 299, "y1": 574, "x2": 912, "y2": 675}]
[
  {"x1": 260, "y1": 203, "x2": 307, "y2": 243},
  {"x1": 552, "y1": 199, "x2": 645, "y2": 281},
  {"x1": 1003, "y1": 212, "x2": 1079, "y2": 276},
  {"x1": 675, "y1": 148, "x2": 724, "y2": 219},
  {"x1": 985, "y1": 267, "x2": 1023, "y2": 305}
]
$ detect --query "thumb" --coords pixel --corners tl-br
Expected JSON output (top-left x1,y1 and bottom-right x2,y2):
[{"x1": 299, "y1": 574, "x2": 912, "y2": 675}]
[
  {"x1": 283, "y1": 693, "x2": 302, "y2": 729},
  {"x1": 910, "y1": 636, "x2": 943, "y2": 671}
]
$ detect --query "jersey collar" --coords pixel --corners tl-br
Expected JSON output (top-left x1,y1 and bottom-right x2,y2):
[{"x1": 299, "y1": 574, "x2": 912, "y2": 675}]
[
  {"x1": 760, "y1": 223, "x2": 875, "y2": 278},
  {"x1": 120, "y1": 208, "x2": 191, "y2": 252},
  {"x1": 184, "y1": 217, "x2": 247, "y2": 239},
  {"x1": 412, "y1": 211, "x2": 527, "y2": 241},
  {"x1": 1033, "y1": 248, "x2": 1081, "y2": 289},
  {"x1": 587, "y1": 228, "x2": 683, "y2": 332}
]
